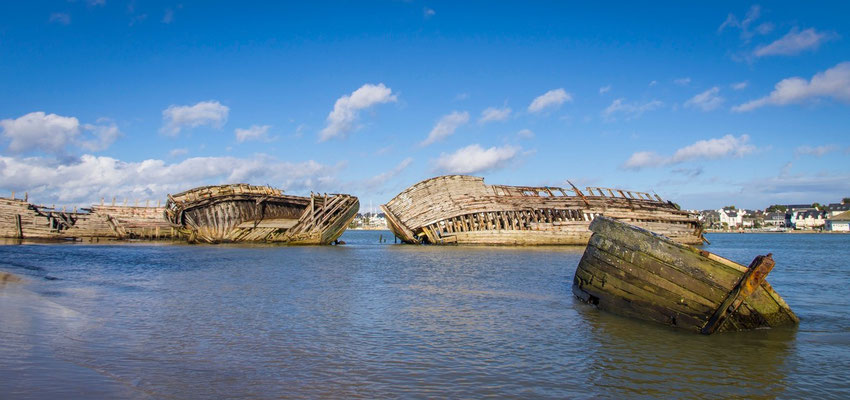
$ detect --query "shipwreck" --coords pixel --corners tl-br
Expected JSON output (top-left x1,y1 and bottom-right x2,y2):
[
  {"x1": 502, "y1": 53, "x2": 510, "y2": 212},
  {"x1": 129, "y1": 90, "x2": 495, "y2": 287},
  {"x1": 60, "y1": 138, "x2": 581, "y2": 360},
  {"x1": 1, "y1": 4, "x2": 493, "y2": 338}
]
[
  {"x1": 0, "y1": 195, "x2": 177, "y2": 240},
  {"x1": 381, "y1": 175, "x2": 704, "y2": 246},
  {"x1": 164, "y1": 184, "x2": 359, "y2": 244},
  {"x1": 573, "y1": 216, "x2": 798, "y2": 334}
]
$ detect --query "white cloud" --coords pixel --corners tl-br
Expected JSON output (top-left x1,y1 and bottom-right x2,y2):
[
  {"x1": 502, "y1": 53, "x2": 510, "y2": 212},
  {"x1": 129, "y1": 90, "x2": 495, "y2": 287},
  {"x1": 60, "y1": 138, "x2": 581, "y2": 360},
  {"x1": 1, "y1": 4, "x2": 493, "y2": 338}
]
[
  {"x1": 795, "y1": 145, "x2": 839, "y2": 157},
  {"x1": 435, "y1": 144, "x2": 520, "y2": 174},
  {"x1": 649, "y1": 80, "x2": 658, "y2": 87},
  {"x1": 49, "y1": 13, "x2": 71, "y2": 25},
  {"x1": 517, "y1": 128, "x2": 534, "y2": 139},
  {"x1": 622, "y1": 134, "x2": 755, "y2": 170},
  {"x1": 718, "y1": 5, "x2": 771, "y2": 41},
  {"x1": 684, "y1": 87, "x2": 724, "y2": 111},
  {"x1": 319, "y1": 83, "x2": 397, "y2": 141},
  {"x1": 80, "y1": 121, "x2": 120, "y2": 151},
  {"x1": 674, "y1": 77, "x2": 691, "y2": 86},
  {"x1": 160, "y1": 100, "x2": 229, "y2": 135},
  {"x1": 528, "y1": 88, "x2": 572, "y2": 113},
  {"x1": 0, "y1": 112, "x2": 119, "y2": 155},
  {"x1": 478, "y1": 106, "x2": 511, "y2": 124},
  {"x1": 364, "y1": 157, "x2": 413, "y2": 190},
  {"x1": 671, "y1": 135, "x2": 754, "y2": 162},
  {"x1": 599, "y1": 85, "x2": 611, "y2": 94},
  {"x1": 603, "y1": 98, "x2": 663, "y2": 120},
  {"x1": 731, "y1": 81, "x2": 749, "y2": 90},
  {"x1": 623, "y1": 151, "x2": 666, "y2": 169},
  {"x1": 754, "y1": 28, "x2": 834, "y2": 57},
  {"x1": 421, "y1": 111, "x2": 469, "y2": 146},
  {"x1": 1, "y1": 112, "x2": 79, "y2": 154},
  {"x1": 733, "y1": 62, "x2": 850, "y2": 112},
  {"x1": 235, "y1": 125, "x2": 272, "y2": 143},
  {"x1": 0, "y1": 154, "x2": 345, "y2": 205},
  {"x1": 424, "y1": 8, "x2": 435, "y2": 18}
]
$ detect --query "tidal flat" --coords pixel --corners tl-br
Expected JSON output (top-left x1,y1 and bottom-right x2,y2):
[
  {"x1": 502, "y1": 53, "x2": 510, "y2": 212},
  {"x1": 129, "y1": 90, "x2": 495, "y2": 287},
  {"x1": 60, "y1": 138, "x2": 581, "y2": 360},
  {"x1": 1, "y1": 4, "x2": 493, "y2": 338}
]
[{"x1": 1, "y1": 231, "x2": 848, "y2": 399}]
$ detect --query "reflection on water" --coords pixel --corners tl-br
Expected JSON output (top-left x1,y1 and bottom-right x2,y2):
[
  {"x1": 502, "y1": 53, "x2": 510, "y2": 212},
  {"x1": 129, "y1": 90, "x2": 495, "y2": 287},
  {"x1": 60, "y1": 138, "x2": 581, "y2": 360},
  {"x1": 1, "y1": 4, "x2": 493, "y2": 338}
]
[{"x1": 0, "y1": 231, "x2": 848, "y2": 398}]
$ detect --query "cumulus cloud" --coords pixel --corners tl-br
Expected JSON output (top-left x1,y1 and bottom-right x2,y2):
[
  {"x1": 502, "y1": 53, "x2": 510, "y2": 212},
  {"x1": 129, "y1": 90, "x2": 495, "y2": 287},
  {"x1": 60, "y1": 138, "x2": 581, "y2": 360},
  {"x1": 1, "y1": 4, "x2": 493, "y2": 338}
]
[
  {"x1": 684, "y1": 87, "x2": 724, "y2": 111},
  {"x1": 434, "y1": 144, "x2": 520, "y2": 174},
  {"x1": 319, "y1": 83, "x2": 397, "y2": 141},
  {"x1": 795, "y1": 145, "x2": 839, "y2": 157},
  {"x1": 603, "y1": 98, "x2": 663, "y2": 120},
  {"x1": 424, "y1": 8, "x2": 435, "y2": 18},
  {"x1": 1, "y1": 112, "x2": 79, "y2": 154},
  {"x1": 421, "y1": 111, "x2": 469, "y2": 146},
  {"x1": 622, "y1": 151, "x2": 666, "y2": 169},
  {"x1": 0, "y1": 112, "x2": 119, "y2": 155},
  {"x1": 161, "y1": 100, "x2": 229, "y2": 135},
  {"x1": 0, "y1": 154, "x2": 345, "y2": 205},
  {"x1": 733, "y1": 62, "x2": 850, "y2": 112},
  {"x1": 528, "y1": 88, "x2": 572, "y2": 113},
  {"x1": 599, "y1": 85, "x2": 612, "y2": 94},
  {"x1": 622, "y1": 134, "x2": 755, "y2": 170},
  {"x1": 80, "y1": 121, "x2": 120, "y2": 151},
  {"x1": 235, "y1": 125, "x2": 272, "y2": 143},
  {"x1": 754, "y1": 28, "x2": 834, "y2": 57},
  {"x1": 517, "y1": 129, "x2": 534, "y2": 139},
  {"x1": 731, "y1": 81, "x2": 749, "y2": 90},
  {"x1": 478, "y1": 106, "x2": 511, "y2": 124}
]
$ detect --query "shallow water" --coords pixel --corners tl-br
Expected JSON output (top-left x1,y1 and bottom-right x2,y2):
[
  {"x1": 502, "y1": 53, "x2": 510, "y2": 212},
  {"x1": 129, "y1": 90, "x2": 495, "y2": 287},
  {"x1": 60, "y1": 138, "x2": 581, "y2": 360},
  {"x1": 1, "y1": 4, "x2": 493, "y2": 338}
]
[{"x1": 0, "y1": 231, "x2": 848, "y2": 399}]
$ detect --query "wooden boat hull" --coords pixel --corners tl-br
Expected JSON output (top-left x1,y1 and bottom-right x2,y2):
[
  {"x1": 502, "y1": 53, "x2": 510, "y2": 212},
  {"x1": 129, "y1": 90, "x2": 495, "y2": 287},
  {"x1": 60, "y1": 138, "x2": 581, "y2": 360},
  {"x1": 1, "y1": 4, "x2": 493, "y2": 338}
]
[
  {"x1": 572, "y1": 216, "x2": 798, "y2": 334},
  {"x1": 0, "y1": 197, "x2": 178, "y2": 240},
  {"x1": 382, "y1": 175, "x2": 704, "y2": 246},
  {"x1": 165, "y1": 184, "x2": 359, "y2": 244}
]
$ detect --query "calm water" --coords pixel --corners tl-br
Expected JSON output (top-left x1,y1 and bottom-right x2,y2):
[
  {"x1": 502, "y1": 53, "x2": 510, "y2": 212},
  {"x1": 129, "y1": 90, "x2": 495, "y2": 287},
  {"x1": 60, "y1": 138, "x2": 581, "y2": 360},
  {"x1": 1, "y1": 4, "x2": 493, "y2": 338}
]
[{"x1": 1, "y1": 231, "x2": 848, "y2": 399}]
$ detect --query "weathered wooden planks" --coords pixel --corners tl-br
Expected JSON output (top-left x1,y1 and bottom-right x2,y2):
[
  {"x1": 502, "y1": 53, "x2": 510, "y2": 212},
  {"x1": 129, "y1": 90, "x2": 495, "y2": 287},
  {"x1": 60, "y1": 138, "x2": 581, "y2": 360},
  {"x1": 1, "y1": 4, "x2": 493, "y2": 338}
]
[
  {"x1": 383, "y1": 175, "x2": 704, "y2": 246},
  {"x1": 0, "y1": 197, "x2": 179, "y2": 240},
  {"x1": 165, "y1": 184, "x2": 359, "y2": 244},
  {"x1": 0, "y1": 183, "x2": 358, "y2": 245},
  {"x1": 572, "y1": 216, "x2": 798, "y2": 334}
]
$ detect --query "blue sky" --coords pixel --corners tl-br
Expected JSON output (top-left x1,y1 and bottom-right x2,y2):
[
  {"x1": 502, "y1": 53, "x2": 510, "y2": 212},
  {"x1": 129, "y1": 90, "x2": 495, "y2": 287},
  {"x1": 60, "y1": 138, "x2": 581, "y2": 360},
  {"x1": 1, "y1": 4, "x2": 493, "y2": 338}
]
[{"x1": 1, "y1": 1, "x2": 848, "y2": 211}]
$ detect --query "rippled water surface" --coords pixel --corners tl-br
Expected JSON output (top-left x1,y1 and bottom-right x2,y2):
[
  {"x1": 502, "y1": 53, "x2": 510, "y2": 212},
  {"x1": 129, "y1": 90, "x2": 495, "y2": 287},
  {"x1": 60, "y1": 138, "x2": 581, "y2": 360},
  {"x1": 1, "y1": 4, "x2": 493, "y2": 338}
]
[{"x1": 1, "y1": 231, "x2": 849, "y2": 399}]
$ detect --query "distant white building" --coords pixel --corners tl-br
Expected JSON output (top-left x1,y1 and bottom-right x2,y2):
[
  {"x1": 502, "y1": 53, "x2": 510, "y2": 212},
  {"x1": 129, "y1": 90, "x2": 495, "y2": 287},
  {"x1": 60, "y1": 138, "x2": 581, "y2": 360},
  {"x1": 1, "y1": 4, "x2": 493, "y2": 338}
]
[
  {"x1": 763, "y1": 212, "x2": 786, "y2": 228},
  {"x1": 827, "y1": 203, "x2": 850, "y2": 217},
  {"x1": 718, "y1": 208, "x2": 744, "y2": 228},
  {"x1": 792, "y1": 210, "x2": 826, "y2": 230},
  {"x1": 826, "y1": 211, "x2": 850, "y2": 232}
]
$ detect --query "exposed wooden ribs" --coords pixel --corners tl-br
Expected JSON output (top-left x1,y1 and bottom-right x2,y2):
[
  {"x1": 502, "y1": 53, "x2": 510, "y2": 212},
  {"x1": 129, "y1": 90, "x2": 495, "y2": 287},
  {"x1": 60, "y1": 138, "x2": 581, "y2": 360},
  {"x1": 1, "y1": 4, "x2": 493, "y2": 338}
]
[{"x1": 382, "y1": 175, "x2": 703, "y2": 246}]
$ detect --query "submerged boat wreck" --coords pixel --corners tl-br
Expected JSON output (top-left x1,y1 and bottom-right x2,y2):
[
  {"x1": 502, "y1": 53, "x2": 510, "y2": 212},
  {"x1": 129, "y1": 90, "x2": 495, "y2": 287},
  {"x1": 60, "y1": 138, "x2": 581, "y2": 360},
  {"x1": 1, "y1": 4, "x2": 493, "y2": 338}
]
[
  {"x1": 573, "y1": 216, "x2": 798, "y2": 334},
  {"x1": 164, "y1": 184, "x2": 359, "y2": 244},
  {"x1": 381, "y1": 175, "x2": 703, "y2": 246},
  {"x1": 0, "y1": 196, "x2": 177, "y2": 240}
]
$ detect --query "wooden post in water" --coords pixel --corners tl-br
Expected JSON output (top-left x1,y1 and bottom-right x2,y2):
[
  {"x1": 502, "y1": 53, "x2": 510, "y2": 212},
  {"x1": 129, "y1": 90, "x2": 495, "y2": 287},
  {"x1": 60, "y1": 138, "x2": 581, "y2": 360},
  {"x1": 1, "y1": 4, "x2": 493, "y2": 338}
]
[
  {"x1": 701, "y1": 254, "x2": 777, "y2": 334},
  {"x1": 15, "y1": 214, "x2": 22, "y2": 238}
]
